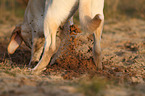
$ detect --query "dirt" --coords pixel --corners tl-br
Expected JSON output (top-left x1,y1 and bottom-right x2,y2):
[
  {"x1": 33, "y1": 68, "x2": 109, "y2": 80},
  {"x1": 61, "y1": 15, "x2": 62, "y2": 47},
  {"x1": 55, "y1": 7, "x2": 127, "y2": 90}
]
[{"x1": 0, "y1": 18, "x2": 145, "y2": 96}]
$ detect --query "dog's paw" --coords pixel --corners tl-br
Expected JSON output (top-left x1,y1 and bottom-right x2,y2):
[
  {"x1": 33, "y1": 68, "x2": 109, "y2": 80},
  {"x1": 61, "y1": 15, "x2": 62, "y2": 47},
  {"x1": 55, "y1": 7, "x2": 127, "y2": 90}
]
[{"x1": 28, "y1": 67, "x2": 46, "y2": 75}]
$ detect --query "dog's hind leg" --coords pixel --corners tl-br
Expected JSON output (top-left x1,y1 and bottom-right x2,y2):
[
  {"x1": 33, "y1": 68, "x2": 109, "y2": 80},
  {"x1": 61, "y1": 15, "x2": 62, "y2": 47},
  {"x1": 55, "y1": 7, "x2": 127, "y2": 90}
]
[
  {"x1": 93, "y1": 20, "x2": 104, "y2": 70},
  {"x1": 79, "y1": 0, "x2": 102, "y2": 32},
  {"x1": 79, "y1": 0, "x2": 104, "y2": 69},
  {"x1": 92, "y1": 0, "x2": 104, "y2": 70}
]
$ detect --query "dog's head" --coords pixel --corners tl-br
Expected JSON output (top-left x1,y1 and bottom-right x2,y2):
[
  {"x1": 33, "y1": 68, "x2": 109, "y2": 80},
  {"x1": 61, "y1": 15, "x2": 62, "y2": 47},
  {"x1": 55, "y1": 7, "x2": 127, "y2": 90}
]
[{"x1": 7, "y1": 25, "x2": 32, "y2": 54}]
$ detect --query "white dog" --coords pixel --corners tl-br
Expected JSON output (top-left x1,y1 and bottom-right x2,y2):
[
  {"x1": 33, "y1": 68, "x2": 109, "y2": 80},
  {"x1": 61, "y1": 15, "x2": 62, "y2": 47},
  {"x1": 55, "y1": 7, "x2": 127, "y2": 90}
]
[
  {"x1": 8, "y1": 0, "x2": 73, "y2": 66},
  {"x1": 31, "y1": 0, "x2": 104, "y2": 72}
]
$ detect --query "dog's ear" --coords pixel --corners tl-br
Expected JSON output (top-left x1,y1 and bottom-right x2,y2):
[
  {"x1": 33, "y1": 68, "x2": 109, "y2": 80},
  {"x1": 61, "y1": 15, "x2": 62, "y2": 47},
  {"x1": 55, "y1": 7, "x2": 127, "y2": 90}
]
[{"x1": 8, "y1": 26, "x2": 23, "y2": 54}]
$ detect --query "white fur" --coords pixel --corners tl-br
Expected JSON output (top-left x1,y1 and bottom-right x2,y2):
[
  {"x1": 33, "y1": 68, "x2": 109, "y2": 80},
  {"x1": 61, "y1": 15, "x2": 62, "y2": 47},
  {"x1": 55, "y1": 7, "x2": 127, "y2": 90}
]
[
  {"x1": 8, "y1": 0, "x2": 73, "y2": 67},
  {"x1": 32, "y1": 0, "x2": 104, "y2": 71}
]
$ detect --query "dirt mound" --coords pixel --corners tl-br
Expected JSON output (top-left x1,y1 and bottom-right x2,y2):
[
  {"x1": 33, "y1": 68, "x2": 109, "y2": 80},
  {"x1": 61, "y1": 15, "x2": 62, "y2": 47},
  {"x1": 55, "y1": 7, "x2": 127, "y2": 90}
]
[
  {"x1": 44, "y1": 25, "x2": 98, "y2": 79},
  {"x1": 0, "y1": 19, "x2": 145, "y2": 82},
  {"x1": 44, "y1": 19, "x2": 145, "y2": 82}
]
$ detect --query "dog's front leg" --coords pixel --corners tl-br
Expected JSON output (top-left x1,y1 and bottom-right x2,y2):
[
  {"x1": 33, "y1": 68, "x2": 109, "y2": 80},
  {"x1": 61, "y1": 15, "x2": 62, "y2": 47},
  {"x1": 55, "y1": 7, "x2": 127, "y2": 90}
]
[
  {"x1": 29, "y1": 34, "x2": 45, "y2": 67},
  {"x1": 50, "y1": 18, "x2": 73, "y2": 65},
  {"x1": 31, "y1": 0, "x2": 78, "y2": 72},
  {"x1": 31, "y1": 20, "x2": 58, "y2": 71}
]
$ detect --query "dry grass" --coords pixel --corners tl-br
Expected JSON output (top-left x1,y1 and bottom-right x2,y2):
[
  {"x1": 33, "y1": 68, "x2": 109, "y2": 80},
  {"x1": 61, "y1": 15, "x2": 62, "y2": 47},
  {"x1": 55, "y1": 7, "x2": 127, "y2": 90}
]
[
  {"x1": 0, "y1": 0, "x2": 145, "y2": 24},
  {"x1": 0, "y1": 0, "x2": 145, "y2": 96},
  {"x1": 104, "y1": 0, "x2": 145, "y2": 19}
]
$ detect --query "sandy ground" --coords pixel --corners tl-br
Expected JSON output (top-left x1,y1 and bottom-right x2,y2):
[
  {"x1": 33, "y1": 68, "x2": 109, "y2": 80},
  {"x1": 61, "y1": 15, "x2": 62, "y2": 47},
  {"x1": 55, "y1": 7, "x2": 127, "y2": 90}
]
[{"x1": 0, "y1": 18, "x2": 145, "y2": 96}]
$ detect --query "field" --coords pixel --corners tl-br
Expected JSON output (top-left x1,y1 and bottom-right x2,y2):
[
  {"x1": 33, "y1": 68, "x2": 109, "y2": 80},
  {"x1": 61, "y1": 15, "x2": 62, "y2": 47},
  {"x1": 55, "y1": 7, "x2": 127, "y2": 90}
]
[{"x1": 0, "y1": 0, "x2": 145, "y2": 96}]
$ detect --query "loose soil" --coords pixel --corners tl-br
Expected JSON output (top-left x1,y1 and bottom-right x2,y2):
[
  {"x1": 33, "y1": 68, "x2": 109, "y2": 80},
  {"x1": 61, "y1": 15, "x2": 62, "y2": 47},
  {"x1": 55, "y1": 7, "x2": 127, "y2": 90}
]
[{"x1": 0, "y1": 19, "x2": 145, "y2": 96}]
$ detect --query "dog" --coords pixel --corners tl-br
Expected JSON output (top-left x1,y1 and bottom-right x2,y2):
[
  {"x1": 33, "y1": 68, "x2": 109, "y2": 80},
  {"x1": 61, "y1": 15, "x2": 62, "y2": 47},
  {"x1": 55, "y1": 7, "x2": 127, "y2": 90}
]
[
  {"x1": 30, "y1": 0, "x2": 104, "y2": 72},
  {"x1": 7, "y1": 0, "x2": 74, "y2": 66}
]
